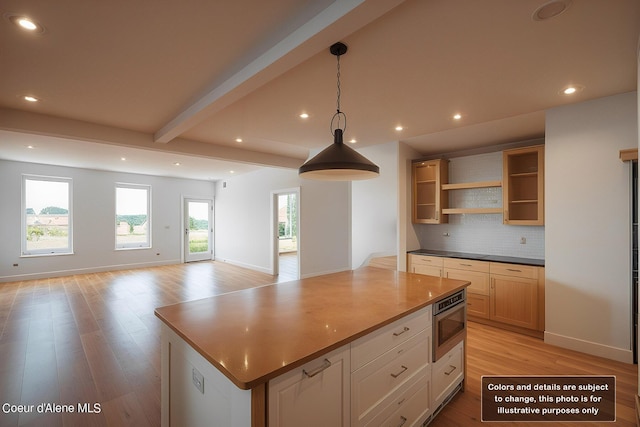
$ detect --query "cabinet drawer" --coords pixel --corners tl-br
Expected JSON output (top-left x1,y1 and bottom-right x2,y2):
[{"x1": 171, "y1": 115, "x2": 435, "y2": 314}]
[
  {"x1": 352, "y1": 330, "x2": 429, "y2": 424},
  {"x1": 432, "y1": 340, "x2": 464, "y2": 408},
  {"x1": 351, "y1": 306, "x2": 431, "y2": 371},
  {"x1": 490, "y1": 262, "x2": 538, "y2": 279},
  {"x1": 467, "y1": 294, "x2": 489, "y2": 319},
  {"x1": 443, "y1": 258, "x2": 489, "y2": 273},
  {"x1": 408, "y1": 254, "x2": 443, "y2": 267},
  {"x1": 365, "y1": 379, "x2": 430, "y2": 427}
]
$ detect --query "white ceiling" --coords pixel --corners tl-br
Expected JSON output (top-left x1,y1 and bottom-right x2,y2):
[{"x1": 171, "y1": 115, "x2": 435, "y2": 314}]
[{"x1": 1, "y1": 0, "x2": 638, "y2": 181}]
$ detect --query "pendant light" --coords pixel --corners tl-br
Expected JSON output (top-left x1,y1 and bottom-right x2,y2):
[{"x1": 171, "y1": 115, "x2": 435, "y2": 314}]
[{"x1": 298, "y1": 42, "x2": 379, "y2": 180}]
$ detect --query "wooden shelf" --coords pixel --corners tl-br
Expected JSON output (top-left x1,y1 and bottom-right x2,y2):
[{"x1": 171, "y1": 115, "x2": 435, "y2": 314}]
[
  {"x1": 442, "y1": 208, "x2": 502, "y2": 215},
  {"x1": 441, "y1": 180, "x2": 502, "y2": 190}
]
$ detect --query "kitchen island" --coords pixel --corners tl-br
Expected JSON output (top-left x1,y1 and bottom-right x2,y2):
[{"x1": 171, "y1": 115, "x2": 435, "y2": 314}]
[{"x1": 155, "y1": 266, "x2": 470, "y2": 427}]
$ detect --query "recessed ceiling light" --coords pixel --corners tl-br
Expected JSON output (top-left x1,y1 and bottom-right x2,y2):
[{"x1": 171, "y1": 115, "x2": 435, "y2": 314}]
[
  {"x1": 27, "y1": 145, "x2": 35, "y2": 149},
  {"x1": 349, "y1": 138, "x2": 357, "y2": 144},
  {"x1": 395, "y1": 125, "x2": 404, "y2": 131},
  {"x1": 560, "y1": 84, "x2": 584, "y2": 95},
  {"x1": 121, "y1": 157, "x2": 126, "y2": 161},
  {"x1": 6, "y1": 14, "x2": 46, "y2": 34},
  {"x1": 173, "y1": 162, "x2": 181, "y2": 166},
  {"x1": 230, "y1": 170, "x2": 235, "y2": 174},
  {"x1": 299, "y1": 113, "x2": 309, "y2": 119},
  {"x1": 532, "y1": 0, "x2": 572, "y2": 21},
  {"x1": 235, "y1": 138, "x2": 243, "y2": 143},
  {"x1": 23, "y1": 95, "x2": 39, "y2": 102},
  {"x1": 453, "y1": 113, "x2": 462, "y2": 120}
]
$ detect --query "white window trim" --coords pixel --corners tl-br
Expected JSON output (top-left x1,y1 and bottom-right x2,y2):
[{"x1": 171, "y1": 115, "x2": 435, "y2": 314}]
[
  {"x1": 115, "y1": 183, "x2": 152, "y2": 250},
  {"x1": 21, "y1": 174, "x2": 73, "y2": 256}
]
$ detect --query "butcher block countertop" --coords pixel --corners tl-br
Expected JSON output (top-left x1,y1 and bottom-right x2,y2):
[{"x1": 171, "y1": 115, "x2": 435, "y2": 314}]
[{"x1": 154, "y1": 266, "x2": 470, "y2": 390}]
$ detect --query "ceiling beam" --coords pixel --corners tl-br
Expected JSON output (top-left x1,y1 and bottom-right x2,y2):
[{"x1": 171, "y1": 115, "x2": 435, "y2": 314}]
[
  {"x1": 0, "y1": 108, "x2": 303, "y2": 169},
  {"x1": 153, "y1": 0, "x2": 406, "y2": 144}
]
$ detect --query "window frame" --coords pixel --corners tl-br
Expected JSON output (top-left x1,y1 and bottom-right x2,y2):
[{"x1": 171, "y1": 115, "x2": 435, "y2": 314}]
[
  {"x1": 115, "y1": 183, "x2": 152, "y2": 250},
  {"x1": 21, "y1": 174, "x2": 73, "y2": 256}
]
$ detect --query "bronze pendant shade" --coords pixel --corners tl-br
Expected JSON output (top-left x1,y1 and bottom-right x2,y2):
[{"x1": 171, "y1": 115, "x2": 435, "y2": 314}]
[{"x1": 298, "y1": 43, "x2": 380, "y2": 181}]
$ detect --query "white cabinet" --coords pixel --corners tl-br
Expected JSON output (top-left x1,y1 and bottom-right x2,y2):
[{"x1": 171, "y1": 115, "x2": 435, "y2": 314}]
[
  {"x1": 431, "y1": 340, "x2": 464, "y2": 410},
  {"x1": 268, "y1": 345, "x2": 351, "y2": 427},
  {"x1": 350, "y1": 306, "x2": 432, "y2": 427}
]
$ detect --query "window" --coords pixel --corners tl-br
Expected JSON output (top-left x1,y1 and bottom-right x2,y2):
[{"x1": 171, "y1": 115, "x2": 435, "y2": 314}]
[
  {"x1": 22, "y1": 175, "x2": 73, "y2": 255},
  {"x1": 115, "y1": 183, "x2": 151, "y2": 249}
]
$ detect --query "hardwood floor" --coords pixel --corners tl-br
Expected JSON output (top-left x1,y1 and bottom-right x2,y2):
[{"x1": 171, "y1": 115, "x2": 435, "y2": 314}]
[
  {"x1": 431, "y1": 322, "x2": 638, "y2": 427},
  {"x1": 0, "y1": 262, "x2": 637, "y2": 426}
]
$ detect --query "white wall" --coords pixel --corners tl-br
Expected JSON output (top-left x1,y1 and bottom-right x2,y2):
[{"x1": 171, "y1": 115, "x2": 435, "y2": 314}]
[
  {"x1": 214, "y1": 167, "x2": 351, "y2": 278},
  {"x1": 351, "y1": 142, "x2": 399, "y2": 269},
  {"x1": 545, "y1": 92, "x2": 637, "y2": 363},
  {"x1": 0, "y1": 160, "x2": 214, "y2": 281},
  {"x1": 414, "y1": 149, "x2": 545, "y2": 259}
]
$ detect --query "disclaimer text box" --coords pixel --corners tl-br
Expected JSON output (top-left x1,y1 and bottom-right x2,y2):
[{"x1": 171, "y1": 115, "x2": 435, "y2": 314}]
[{"x1": 482, "y1": 375, "x2": 615, "y2": 422}]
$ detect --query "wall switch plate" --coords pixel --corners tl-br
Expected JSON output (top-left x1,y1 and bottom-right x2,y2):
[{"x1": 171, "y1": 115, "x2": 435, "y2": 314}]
[{"x1": 192, "y1": 367, "x2": 204, "y2": 394}]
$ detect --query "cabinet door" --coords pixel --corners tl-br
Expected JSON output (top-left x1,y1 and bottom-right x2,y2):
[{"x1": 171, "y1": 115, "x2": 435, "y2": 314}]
[
  {"x1": 467, "y1": 293, "x2": 490, "y2": 319},
  {"x1": 444, "y1": 268, "x2": 489, "y2": 295},
  {"x1": 490, "y1": 275, "x2": 538, "y2": 329},
  {"x1": 412, "y1": 160, "x2": 448, "y2": 224},
  {"x1": 268, "y1": 345, "x2": 350, "y2": 427}
]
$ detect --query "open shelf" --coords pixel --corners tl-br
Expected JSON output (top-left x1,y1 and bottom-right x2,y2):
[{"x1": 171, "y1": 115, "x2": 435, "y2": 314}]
[
  {"x1": 442, "y1": 180, "x2": 502, "y2": 191},
  {"x1": 442, "y1": 207, "x2": 502, "y2": 215}
]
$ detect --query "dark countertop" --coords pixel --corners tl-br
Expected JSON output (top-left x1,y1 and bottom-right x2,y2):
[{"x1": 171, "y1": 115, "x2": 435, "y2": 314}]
[{"x1": 408, "y1": 249, "x2": 545, "y2": 267}]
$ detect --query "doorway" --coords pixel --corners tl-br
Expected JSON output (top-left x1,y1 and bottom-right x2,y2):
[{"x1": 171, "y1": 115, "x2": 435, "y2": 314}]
[
  {"x1": 272, "y1": 189, "x2": 299, "y2": 281},
  {"x1": 184, "y1": 198, "x2": 213, "y2": 262}
]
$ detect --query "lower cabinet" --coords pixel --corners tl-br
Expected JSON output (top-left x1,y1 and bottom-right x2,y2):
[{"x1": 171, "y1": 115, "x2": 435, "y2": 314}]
[
  {"x1": 431, "y1": 341, "x2": 464, "y2": 410},
  {"x1": 408, "y1": 254, "x2": 443, "y2": 277},
  {"x1": 409, "y1": 254, "x2": 545, "y2": 334},
  {"x1": 268, "y1": 345, "x2": 351, "y2": 427},
  {"x1": 351, "y1": 306, "x2": 432, "y2": 427},
  {"x1": 489, "y1": 263, "x2": 539, "y2": 330}
]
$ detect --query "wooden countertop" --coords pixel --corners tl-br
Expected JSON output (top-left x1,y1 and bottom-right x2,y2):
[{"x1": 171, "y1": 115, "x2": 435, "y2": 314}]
[{"x1": 154, "y1": 266, "x2": 469, "y2": 390}]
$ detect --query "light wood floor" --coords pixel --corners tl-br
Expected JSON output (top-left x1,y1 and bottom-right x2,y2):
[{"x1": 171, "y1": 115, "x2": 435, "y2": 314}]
[{"x1": 0, "y1": 262, "x2": 637, "y2": 426}]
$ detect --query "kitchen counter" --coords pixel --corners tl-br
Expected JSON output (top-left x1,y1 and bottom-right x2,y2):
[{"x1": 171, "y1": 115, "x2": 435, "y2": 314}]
[
  {"x1": 154, "y1": 266, "x2": 469, "y2": 390},
  {"x1": 408, "y1": 249, "x2": 545, "y2": 267}
]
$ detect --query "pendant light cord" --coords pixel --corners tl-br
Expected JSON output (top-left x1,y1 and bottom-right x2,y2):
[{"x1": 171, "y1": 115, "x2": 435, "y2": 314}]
[{"x1": 331, "y1": 51, "x2": 347, "y2": 136}]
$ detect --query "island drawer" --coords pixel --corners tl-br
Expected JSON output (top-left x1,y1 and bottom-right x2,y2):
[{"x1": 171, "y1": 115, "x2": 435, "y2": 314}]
[
  {"x1": 432, "y1": 340, "x2": 464, "y2": 408},
  {"x1": 443, "y1": 258, "x2": 489, "y2": 272},
  {"x1": 408, "y1": 254, "x2": 443, "y2": 267},
  {"x1": 351, "y1": 306, "x2": 431, "y2": 371},
  {"x1": 364, "y1": 375, "x2": 430, "y2": 427},
  {"x1": 490, "y1": 262, "x2": 538, "y2": 280},
  {"x1": 351, "y1": 330, "x2": 429, "y2": 425}
]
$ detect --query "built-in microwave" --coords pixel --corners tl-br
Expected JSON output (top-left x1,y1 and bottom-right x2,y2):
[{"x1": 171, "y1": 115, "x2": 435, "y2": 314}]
[{"x1": 433, "y1": 289, "x2": 466, "y2": 362}]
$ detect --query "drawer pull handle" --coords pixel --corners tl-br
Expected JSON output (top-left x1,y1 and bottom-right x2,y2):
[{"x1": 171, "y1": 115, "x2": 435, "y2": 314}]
[
  {"x1": 397, "y1": 416, "x2": 408, "y2": 427},
  {"x1": 506, "y1": 268, "x2": 522, "y2": 272},
  {"x1": 390, "y1": 365, "x2": 408, "y2": 378},
  {"x1": 393, "y1": 326, "x2": 410, "y2": 337},
  {"x1": 303, "y1": 359, "x2": 331, "y2": 378},
  {"x1": 460, "y1": 263, "x2": 472, "y2": 267},
  {"x1": 444, "y1": 365, "x2": 457, "y2": 376}
]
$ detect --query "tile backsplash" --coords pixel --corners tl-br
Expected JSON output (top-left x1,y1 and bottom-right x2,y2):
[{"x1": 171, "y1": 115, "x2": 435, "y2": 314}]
[{"x1": 415, "y1": 151, "x2": 545, "y2": 259}]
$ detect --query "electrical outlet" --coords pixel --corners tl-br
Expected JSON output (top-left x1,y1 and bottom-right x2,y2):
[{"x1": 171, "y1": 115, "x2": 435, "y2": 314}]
[
  {"x1": 192, "y1": 368, "x2": 204, "y2": 394},
  {"x1": 520, "y1": 237, "x2": 526, "y2": 244}
]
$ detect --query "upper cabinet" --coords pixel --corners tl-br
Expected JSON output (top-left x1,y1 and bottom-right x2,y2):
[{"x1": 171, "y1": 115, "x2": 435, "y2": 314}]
[
  {"x1": 412, "y1": 159, "x2": 448, "y2": 224},
  {"x1": 502, "y1": 145, "x2": 544, "y2": 226}
]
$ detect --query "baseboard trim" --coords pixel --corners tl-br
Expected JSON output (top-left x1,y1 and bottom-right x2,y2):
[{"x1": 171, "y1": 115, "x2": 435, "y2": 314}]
[
  {"x1": 0, "y1": 259, "x2": 182, "y2": 283},
  {"x1": 544, "y1": 331, "x2": 633, "y2": 364},
  {"x1": 216, "y1": 258, "x2": 273, "y2": 275}
]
